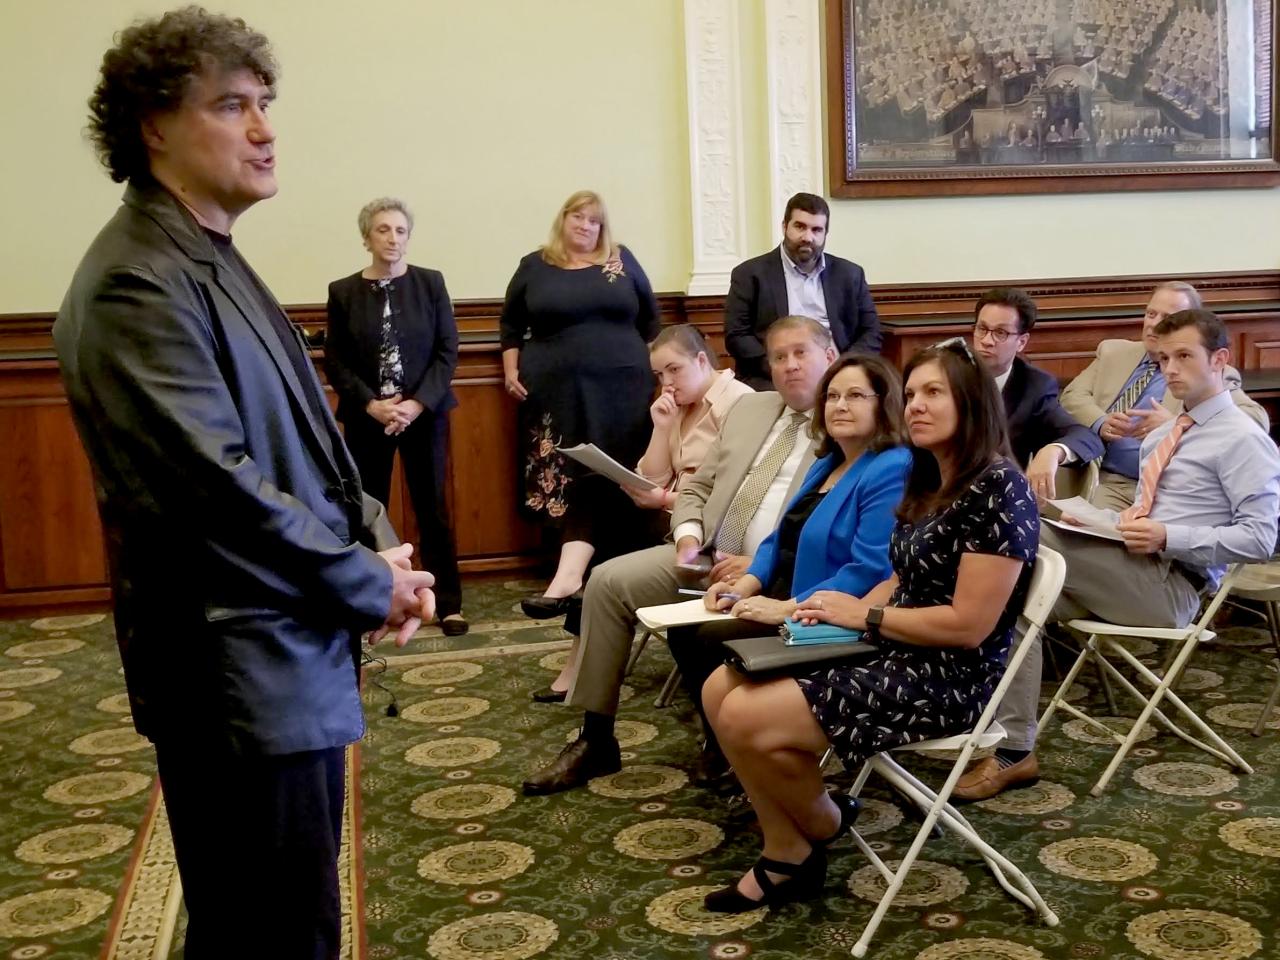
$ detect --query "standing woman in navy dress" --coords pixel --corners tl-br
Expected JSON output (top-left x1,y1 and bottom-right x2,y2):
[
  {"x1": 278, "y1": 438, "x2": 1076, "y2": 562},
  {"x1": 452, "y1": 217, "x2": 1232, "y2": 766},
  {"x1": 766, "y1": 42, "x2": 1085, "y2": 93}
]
[
  {"x1": 501, "y1": 190, "x2": 661, "y2": 609},
  {"x1": 326, "y1": 197, "x2": 468, "y2": 635}
]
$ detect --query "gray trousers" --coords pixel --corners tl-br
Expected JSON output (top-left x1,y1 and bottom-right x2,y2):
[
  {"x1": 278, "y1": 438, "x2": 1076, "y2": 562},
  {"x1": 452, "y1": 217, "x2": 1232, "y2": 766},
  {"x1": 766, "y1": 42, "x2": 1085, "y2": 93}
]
[
  {"x1": 567, "y1": 544, "x2": 682, "y2": 716},
  {"x1": 996, "y1": 522, "x2": 1202, "y2": 751},
  {"x1": 1091, "y1": 469, "x2": 1137, "y2": 512}
]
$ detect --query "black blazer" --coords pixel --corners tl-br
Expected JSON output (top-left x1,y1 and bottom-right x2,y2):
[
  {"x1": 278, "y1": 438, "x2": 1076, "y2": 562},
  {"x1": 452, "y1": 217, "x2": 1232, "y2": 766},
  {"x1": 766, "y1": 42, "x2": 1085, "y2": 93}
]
[
  {"x1": 54, "y1": 181, "x2": 396, "y2": 755},
  {"x1": 325, "y1": 265, "x2": 459, "y2": 422},
  {"x1": 724, "y1": 246, "x2": 881, "y2": 388},
  {"x1": 1002, "y1": 356, "x2": 1104, "y2": 468}
]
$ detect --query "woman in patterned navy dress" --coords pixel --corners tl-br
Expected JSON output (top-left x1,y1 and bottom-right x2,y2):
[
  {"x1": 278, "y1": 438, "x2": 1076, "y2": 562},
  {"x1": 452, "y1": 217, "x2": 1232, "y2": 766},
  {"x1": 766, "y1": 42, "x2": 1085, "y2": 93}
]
[{"x1": 697, "y1": 339, "x2": 1039, "y2": 913}]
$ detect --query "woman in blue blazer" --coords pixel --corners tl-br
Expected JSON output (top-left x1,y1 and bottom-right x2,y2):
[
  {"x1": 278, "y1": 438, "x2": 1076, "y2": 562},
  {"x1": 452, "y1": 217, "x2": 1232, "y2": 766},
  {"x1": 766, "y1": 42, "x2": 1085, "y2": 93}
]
[{"x1": 670, "y1": 353, "x2": 909, "y2": 781}]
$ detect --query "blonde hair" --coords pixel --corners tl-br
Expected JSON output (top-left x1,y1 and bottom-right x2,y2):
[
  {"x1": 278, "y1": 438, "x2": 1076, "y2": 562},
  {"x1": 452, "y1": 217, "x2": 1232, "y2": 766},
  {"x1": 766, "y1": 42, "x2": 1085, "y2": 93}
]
[{"x1": 541, "y1": 190, "x2": 616, "y2": 267}]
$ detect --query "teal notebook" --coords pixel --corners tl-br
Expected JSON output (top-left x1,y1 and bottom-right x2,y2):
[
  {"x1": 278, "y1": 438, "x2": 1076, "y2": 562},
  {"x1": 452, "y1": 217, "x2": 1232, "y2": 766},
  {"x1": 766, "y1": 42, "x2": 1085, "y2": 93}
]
[{"x1": 779, "y1": 620, "x2": 866, "y2": 646}]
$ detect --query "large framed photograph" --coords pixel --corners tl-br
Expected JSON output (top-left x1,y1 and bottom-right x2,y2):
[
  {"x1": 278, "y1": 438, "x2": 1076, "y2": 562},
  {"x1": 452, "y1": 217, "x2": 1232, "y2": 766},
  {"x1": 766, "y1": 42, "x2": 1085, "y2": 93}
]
[{"x1": 827, "y1": 0, "x2": 1280, "y2": 196}]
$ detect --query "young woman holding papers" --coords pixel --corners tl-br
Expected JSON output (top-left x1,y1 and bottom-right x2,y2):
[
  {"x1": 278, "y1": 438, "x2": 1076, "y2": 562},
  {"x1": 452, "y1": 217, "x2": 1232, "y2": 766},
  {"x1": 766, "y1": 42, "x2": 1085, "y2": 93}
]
[{"x1": 695, "y1": 339, "x2": 1039, "y2": 914}]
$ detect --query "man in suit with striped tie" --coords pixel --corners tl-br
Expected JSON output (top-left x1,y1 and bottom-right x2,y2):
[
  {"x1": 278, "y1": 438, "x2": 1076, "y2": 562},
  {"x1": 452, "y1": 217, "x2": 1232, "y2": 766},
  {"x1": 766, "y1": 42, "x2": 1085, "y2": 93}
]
[
  {"x1": 522, "y1": 317, "x2": 837, "y2": 795},
  {"x1": 1061, "y1": 282, "x2": 1268, "y2": 511},
  {"x1": 955, "y1": 308, "x2": 1280, "y2": 801}
]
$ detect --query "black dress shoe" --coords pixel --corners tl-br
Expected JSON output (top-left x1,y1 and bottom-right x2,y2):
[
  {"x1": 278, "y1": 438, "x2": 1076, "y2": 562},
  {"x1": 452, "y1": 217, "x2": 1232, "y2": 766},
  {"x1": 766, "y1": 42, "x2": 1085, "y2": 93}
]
[
  {"x1": 531, "y1": 686, "x2": 568, "y2": 703},
  {"x1": 692, "y1": 745, "x2": 732, "y2": 786},
  {"x1": 704, "y1": 846, "x2": 827, "y2": 913},
  {"x1": 440, "y1": 614, "x2": 469, "y2": 637},
  {"x1": 522, "y1": 736, "x2": 621, "y2": 795},
  {"x1": 520, "y1": 592, "x2": 584, "y2": 620}
]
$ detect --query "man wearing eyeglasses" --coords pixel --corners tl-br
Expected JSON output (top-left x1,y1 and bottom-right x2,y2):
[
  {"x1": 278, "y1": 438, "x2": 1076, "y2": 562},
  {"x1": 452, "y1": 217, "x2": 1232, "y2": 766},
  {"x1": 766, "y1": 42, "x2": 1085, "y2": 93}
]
[
  {"x1": 969, "y1": 288, "x2": 1102, "y2": 498},
  {"x1": 1060, "y1": 282, "x2": 1268, "y2": 511}
]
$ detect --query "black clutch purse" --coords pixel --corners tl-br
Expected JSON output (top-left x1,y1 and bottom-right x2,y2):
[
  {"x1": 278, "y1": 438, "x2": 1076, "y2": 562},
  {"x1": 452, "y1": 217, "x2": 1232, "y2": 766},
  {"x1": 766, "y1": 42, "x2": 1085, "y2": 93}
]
[{"x1": 722, "y1": 633, "x2": 875, "y2": 676}]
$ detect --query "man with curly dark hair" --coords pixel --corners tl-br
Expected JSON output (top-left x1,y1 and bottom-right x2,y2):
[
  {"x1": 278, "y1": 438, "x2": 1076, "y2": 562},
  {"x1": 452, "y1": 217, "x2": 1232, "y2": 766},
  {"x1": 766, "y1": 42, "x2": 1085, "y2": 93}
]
[{"x1": 54, "y1": 8, "x2": 435, "y2": 957}]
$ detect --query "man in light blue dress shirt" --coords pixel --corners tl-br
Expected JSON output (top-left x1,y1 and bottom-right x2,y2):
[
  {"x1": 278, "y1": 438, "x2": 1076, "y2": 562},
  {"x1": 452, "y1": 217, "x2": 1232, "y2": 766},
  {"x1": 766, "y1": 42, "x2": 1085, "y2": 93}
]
[{"x1": 956, "y1": 307, "x2": 1280, "y2": 801}]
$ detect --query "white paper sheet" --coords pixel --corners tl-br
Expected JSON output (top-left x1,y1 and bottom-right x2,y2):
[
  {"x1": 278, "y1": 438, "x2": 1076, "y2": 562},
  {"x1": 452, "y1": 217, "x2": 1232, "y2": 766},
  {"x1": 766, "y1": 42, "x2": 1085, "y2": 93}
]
[
  {"x1": 1045, "y1": 496, "x2": 1124, "y2": 541},
  {"x1": 557, "y1": 443, "x2": 659, "y2": 490}
]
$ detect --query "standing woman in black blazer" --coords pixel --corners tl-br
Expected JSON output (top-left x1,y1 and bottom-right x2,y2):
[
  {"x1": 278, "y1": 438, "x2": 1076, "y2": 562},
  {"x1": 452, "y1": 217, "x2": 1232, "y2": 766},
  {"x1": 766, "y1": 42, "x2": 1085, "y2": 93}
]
[{"x1": 326, "y1": 198, "x2": 467, "y2": 636}]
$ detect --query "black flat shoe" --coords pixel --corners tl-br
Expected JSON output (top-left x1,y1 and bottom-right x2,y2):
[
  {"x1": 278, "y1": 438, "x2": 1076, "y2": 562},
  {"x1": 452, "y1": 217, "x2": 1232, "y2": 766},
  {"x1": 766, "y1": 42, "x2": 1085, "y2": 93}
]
[
  {"x1": 440, "y1": 614, "x2": 469, "y2": 637},
  {"x1": 704, "y1": 846, "x2": 827, "y2": 913},
  {"x1": 816, "y1": 791, "x2": 861, "y2": 846},
  {"x1": 691, "y1": 744, "x2": 732, "y2": 787},
  {"x1": 531, "y1": 686, "x2": 568, "y2": 703},
  {"x1": 522, "y1": 736, "x2": 621, "y2": 795},
  {"x1": 520, "y1": 591, "x2": 584, "y2": 620}
]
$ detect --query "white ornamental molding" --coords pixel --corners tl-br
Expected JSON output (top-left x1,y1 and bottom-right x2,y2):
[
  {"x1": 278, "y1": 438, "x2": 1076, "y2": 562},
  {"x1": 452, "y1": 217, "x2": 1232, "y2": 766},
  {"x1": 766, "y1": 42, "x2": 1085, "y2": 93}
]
[
  {"x1": 765, "y1": 0, "x2": 825, "y2": 223},
  {"x1": 684, "y1": 0, "x2": 749, "y2": 296}
]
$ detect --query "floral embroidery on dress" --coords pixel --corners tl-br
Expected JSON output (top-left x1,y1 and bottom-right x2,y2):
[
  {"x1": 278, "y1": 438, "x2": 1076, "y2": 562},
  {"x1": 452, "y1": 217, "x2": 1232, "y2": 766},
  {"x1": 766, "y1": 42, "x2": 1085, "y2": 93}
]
[
  {"x1": 602, "y1": 256, "x2": 625, "y2": 284},
  {"x1": 524, "y1": 412, "x2": 571, "y2": 518}
]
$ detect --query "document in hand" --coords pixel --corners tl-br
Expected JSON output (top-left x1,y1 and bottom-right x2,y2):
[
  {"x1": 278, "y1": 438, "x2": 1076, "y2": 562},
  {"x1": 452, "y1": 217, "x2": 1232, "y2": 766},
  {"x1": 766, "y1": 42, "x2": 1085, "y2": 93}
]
[
  {"x1": 636, "y1": 598, "x2": 732, "y2": 631},
  {"x1": 1044, "y1": 496, "x2": 1124, "y2": 542},
  {"x1": 557, "y1": 443, "x2": 658, "y2": 490}
]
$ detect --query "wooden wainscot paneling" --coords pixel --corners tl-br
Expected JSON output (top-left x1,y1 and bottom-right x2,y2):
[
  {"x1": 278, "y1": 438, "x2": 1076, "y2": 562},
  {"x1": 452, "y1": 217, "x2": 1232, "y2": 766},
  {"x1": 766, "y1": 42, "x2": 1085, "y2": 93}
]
[
  {"x1": 0, "y1": 360, "x2": 110, "y2": 606},
  {"x1": 2, "y1": 269, "x2": 1278, "y2": 612}
]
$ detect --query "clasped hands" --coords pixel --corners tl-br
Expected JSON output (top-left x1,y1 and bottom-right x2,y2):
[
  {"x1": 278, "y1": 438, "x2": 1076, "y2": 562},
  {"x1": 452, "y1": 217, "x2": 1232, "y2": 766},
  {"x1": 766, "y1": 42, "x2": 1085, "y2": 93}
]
[
  {"x1": 367, "y1": 394, "x2": 424, "y2": 436},
  {"x1": 1100, "y1": 398, "x2": 1172, "y2": 443},
  {"x1": 370, "y1": 543, "x2": 436, "y2": 647},
  {"x1": 675, "y1": 536, "x2": 751, "y2": 586}
]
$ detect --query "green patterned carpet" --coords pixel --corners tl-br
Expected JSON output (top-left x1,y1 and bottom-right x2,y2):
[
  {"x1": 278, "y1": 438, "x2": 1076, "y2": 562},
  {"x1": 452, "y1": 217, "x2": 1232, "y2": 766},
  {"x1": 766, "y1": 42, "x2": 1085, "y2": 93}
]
[{"x1": 1, "y1": 578, "x2": 1279, "y2": 960}]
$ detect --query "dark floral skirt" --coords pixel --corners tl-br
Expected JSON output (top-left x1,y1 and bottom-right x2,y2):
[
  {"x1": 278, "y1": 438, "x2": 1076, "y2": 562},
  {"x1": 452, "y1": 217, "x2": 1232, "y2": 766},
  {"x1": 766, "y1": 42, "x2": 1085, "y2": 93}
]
[{"x1": 522, "y1": 411, "x2": 571, "y2": 520}]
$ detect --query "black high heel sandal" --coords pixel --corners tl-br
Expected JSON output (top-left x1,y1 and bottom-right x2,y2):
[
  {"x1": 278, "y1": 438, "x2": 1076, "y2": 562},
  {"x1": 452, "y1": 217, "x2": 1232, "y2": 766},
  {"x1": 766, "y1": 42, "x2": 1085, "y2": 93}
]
[
  {"x1": 703, "y1": 846, "x2": 827, "y2": 913},
  {"x1": 816, "y1": 791, "x2": 861, "y2": 846}
]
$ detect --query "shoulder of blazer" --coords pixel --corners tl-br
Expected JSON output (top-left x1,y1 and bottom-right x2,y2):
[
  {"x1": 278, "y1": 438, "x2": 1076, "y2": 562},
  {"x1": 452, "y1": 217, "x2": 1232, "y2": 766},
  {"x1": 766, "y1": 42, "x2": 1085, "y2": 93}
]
[
  {"x1": 1096, "y1": 339, "x2": 1146, "y2": 363},
  {"x1": 1013, "y1": 356, "x2": 1056, "y2": 399},
  {"x1": 731, "y1": 247, "x2": 781, "y2": 284},
  {"x1": 823, "y1": 253, "x2": 865, "y2": 283},
  {"x1": 328, "y1": 271, "x2": 366, "y2": 300},
  {"x1": 723, "y1": 389, "x2": 785, "y2": 425}
]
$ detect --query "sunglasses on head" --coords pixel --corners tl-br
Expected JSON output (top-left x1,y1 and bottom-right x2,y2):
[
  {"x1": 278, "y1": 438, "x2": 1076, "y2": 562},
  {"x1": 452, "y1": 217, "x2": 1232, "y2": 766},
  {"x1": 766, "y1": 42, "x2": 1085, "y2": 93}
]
[{"x1": 932, "y1": 336, "x2": 979, "y2": 366}]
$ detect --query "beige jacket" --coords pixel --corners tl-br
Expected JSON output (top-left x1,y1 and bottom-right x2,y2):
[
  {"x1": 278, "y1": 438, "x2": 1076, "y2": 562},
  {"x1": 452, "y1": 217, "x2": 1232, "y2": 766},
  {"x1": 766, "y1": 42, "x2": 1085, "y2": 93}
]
[
  {"x1": 1061, "y1": 338, "x2": 1268, "y2": 432},
  {"x1": 671, "y1": 390, "x2": 816, "y2": 542}
]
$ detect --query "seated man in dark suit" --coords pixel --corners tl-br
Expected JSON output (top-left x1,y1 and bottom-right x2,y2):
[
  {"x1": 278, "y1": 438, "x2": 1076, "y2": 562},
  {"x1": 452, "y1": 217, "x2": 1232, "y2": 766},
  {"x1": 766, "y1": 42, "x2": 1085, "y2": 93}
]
[
  {"x1": 970, "y1": 288, "x2": 1103, "y2": 497},
  {"x1": 724, "y1": 192, "x2": 880, "y2": 389}
]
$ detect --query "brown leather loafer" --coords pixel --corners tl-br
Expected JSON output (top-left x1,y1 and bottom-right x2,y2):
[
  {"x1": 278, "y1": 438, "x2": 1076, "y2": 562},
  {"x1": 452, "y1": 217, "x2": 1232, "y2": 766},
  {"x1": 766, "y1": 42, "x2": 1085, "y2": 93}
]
[
  {"x1": 952, "y1": 754, "x2": 1040, "y2": 803},
  {"x1": 522, "y1": 736, "x2": 621, "y2": 795}
]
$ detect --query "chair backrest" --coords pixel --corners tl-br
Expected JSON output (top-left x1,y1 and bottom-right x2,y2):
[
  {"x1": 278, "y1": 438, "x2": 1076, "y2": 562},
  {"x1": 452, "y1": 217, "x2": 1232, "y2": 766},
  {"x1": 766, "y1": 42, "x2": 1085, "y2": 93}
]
[
  {"x1": 959, "y1": 546, "x2": 1067, "y2": 746},
  {"x1": 1019, "y1": 545, "x2": 1068, "y2": 633},
  {"x1": 1051, "y1": 459, "x2": 1101, "y2": 502}
]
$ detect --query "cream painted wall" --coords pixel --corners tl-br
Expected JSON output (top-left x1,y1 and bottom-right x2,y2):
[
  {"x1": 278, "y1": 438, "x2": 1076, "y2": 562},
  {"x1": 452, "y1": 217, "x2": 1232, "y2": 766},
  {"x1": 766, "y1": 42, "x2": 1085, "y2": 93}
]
[
  {"x1": 2, "y1": 1, "x2": 1276, "y2": 314},
  {"x1": 736, "y1": 0, "x2": 1280, "y2": 286},
  {"x1": 0, "y1": 0, "x2": 691, "y2": 312}
]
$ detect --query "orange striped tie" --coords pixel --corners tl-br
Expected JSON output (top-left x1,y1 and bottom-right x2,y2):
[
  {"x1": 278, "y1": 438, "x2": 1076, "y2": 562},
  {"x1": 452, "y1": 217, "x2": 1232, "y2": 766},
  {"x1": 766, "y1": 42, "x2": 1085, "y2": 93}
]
[{"x1": 1121, "y1": 413, "x2": 1194, "y2": 522}]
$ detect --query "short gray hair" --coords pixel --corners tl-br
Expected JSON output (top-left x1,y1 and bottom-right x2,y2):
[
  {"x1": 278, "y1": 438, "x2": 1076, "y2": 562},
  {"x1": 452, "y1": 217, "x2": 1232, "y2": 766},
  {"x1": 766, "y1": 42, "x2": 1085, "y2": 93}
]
[
  {"x1": 1152, "y1": 280, "x2": 1202, "y2": 310},
  {"x1": 358, "y1": 197, "x2": 414, "y2": 238}
]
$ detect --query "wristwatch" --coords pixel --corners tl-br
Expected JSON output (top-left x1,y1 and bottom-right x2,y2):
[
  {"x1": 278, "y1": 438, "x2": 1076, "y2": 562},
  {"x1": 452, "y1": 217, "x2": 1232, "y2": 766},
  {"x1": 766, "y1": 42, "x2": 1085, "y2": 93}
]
[{"x1": 865, "y1": 605, "x2": 885, "y2": 639}]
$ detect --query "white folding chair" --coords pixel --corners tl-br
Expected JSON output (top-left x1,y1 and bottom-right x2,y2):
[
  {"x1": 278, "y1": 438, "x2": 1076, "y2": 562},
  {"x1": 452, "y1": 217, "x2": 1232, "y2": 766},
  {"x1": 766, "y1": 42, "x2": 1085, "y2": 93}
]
[
  {"x1": 843, "y1": 546, "x2": 1066, "y2": 958},
  {"x1": 1221, "y1": 562, "x2": 1280, "y2": 736},
  {"x1": 1038, "y1": 563, "x2": 1252, "y2": 797},
  {"x1": 623, "y1": 628, "x2": 682, "y2": 707}
]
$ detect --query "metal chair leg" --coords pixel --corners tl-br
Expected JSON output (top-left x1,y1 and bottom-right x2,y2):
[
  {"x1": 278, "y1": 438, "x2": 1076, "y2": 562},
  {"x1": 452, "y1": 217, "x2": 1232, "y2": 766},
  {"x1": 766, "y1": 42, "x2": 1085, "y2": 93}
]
[{"x1": 654, "y1": 667, "x2": 681, "y2": 707}]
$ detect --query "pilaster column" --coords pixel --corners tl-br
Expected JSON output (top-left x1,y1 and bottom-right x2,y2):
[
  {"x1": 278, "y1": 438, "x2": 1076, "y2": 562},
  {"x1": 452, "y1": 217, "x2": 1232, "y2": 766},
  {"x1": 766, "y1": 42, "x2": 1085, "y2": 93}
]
[
  {"x1": 764, "y1": 0, "x2": 825, "y2": 224},
  {"x1": 683, "y1": 0, "x2": 750, "y2": 296}
]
